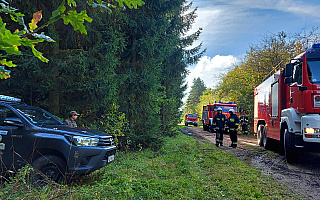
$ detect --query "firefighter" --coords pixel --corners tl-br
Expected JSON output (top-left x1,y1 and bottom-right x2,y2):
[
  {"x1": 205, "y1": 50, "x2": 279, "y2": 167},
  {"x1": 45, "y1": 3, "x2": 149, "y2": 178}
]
[
  {"x1": 227, "y1": 109, "x2": 240, "y2": 148},
  {"x1": 212, "y1": 107, "x2": 226, "y2": 147},
  {"x1": 240, "y1": 113, "x2": 249, "y2": 135}
]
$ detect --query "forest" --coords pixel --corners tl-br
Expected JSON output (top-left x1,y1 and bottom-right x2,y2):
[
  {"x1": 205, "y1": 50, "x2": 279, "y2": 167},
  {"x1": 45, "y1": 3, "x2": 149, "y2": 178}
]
[{"x1": 0, "y1": 0, "x2": 205, "y2": 149}]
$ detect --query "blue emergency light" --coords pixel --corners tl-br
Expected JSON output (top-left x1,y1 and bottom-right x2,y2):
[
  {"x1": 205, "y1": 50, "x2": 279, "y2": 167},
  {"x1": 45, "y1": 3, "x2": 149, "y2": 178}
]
[
  {"x1": 0, "y1": 95, "x2": 21, "y2": 102},
  {"x1": 312, "y1": 44, "x2": 320, "y2": 49}
]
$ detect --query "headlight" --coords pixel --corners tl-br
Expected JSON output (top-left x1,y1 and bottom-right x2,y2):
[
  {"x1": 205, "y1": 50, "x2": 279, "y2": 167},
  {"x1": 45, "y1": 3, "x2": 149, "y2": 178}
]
[
  {"x1": 305, "y1": 128, "x2": 320, "y2": 134},
  {"x1": 71, "y1": 136, "x2": 99, "y2": 146}
]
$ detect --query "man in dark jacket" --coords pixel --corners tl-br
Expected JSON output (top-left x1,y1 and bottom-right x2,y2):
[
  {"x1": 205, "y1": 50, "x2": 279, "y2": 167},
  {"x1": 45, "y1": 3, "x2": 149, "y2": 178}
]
[
  {"x1": 64, "y1": 111, "x2": 80, "y2": 128},
  {"x1": 227, "y1": 109, "x2": 240, "y2": 148},
  {"x1": 212, "y1": 107, "x2": 226, "y2": 147},
  {"x1": 240, "y1": 114, "x2": 249, "y2": 135}
]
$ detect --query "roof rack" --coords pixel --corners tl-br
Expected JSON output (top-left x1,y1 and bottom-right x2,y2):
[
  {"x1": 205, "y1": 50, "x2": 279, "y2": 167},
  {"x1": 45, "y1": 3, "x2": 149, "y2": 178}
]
[{"x1": 0, "y1": 95, "x2": 21, "y2": 102}]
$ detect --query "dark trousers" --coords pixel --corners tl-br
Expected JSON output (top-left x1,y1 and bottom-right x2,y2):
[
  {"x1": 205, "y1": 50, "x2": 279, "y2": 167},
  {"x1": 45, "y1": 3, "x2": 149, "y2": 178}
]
[
  {"x1": 216, "y1": 130, "x2": 224, "y2": 145},
  {"x1": 229, "y1": 130, "x2": 237, "y2": 147},
  {"x1": 242, "y1": 124, "x2": 248, "y2": 134}
]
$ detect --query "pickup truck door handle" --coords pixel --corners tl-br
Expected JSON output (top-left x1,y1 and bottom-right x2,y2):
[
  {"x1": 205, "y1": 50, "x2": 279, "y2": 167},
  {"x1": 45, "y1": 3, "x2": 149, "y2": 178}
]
[{"x1": 11, "y1": 135, "x2": 22, "y2": 138}]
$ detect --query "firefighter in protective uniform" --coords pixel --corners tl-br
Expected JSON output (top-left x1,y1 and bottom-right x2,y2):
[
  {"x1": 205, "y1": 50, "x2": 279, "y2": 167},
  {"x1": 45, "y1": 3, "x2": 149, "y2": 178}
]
[
  {"x1": 240, "y1": 114, "x2": 249, "y2": 135},
  {"x1": 227, "y1": 109, "x2": 240, "y2": 148},
  {"x1": 212, "y1": 107, "x2": 226, "y2": 147}
]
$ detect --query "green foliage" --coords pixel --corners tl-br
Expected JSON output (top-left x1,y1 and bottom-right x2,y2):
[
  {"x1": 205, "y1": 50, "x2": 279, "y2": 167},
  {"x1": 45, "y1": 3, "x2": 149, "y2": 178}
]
[
  {"x1": 0, "y1": 0, "x2": 144, "y2": 79},
  {"x1": 88, "y1": 104, "x2": 130, "y2": 146},
  {"x1": 114, "y1": 0, "x2": 145, "y2": 9},
  {"x1": 61, "y1": 10, "x2": 92, "y2": 34}
]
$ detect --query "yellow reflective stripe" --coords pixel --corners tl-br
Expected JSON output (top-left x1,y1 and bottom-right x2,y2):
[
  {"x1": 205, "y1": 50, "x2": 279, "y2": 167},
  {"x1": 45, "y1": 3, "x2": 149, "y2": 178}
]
[
  {"x1": 230, "y1": 119, "x2": 235, "y2": 122},
  {"x1": 235, "y1": 123, "x2": 239, "y2": 125}
]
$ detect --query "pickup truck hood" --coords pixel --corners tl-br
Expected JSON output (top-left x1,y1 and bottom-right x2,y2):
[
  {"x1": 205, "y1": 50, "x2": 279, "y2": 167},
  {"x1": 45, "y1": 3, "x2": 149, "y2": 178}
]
[{"x1": 41, "y1": 125, "x2": 111, "y2": 138}]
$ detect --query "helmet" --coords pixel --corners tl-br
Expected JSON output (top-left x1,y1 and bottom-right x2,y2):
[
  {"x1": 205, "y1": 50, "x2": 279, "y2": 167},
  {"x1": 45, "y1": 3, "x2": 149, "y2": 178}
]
[
  {"x1": 229, "y1": 109, "x2": 235, "y2": 114},
  {"x1": 217, "y1": 107, "x2": 222, "y2": 111}
]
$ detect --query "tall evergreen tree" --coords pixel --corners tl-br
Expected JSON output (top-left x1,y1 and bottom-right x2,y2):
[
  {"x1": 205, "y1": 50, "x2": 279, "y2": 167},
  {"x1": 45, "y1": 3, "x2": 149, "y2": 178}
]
[
  {"x1": 115, "y1": 0, "x2": 204, "y2": 149},
  {"x1": 186, "y1": 77, "x2": 206, "y2": 114}
]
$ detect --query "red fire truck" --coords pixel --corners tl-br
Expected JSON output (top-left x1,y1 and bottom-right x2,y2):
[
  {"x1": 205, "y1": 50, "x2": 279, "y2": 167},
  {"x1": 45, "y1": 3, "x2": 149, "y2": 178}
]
[
  {"x1": 254, "y1": 43, "x2": 320, "y2": 163},
  {"x1": 184, "y1": 113, "x2": 198, "y2": 126},
  {"x1": 202, "y1": 101, "x2": 239, "y2": 132}
]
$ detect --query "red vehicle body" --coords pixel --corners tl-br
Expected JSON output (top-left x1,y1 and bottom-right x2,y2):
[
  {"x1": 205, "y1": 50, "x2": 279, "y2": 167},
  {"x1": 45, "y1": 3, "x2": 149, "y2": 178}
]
[
  {"x1": 202, "y1": 101, "x2": 239, "y2": 132},
  {"x1": 254, "y1": 44, "x2": 320, "y2": 163},
  {"x1": 184, "y1": 113, "x2": 198, "y2": 126}
]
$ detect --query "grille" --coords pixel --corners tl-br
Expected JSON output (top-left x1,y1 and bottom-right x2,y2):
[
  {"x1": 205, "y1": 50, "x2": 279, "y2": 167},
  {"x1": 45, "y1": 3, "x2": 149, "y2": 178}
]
[{"x1": 98, "y1": 136, "x2": 114, "y2": 147}]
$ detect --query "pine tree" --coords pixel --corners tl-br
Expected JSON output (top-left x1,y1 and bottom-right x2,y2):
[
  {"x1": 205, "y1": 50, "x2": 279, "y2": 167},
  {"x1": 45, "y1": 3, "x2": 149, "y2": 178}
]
[{"x1": 186, "y1": 77, "x2": 207, "y2": 114}]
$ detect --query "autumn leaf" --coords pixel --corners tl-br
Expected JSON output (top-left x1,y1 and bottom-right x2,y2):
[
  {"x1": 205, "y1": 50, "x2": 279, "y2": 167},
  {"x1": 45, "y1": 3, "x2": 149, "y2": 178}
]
[{"x1": 29, "y1": 10, "x2": 42, "y2": 32}]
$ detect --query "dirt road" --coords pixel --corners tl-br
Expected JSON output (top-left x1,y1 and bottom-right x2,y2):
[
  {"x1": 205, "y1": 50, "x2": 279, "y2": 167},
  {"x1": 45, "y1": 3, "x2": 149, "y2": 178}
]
[{"x1": 180, "y1": 126, "x2": 320, "y2": 200}]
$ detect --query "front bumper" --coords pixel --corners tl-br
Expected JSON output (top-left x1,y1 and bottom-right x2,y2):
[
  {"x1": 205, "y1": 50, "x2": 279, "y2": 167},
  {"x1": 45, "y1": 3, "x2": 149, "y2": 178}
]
[
  {"x1": 65, "y1": 145, "x2": 117, "y2": 175},
  {"x1": 302, "y1": 114, "x2": 320, "y2": 144},
  {"x1": 186, "y1": 121, "x2": 198, "y2": 125}
]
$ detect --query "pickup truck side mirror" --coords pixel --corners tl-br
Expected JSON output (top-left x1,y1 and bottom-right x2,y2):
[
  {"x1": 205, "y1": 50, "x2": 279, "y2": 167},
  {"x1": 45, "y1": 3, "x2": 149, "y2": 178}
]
[
  {"x1": 4, "y1": 117, "x2": 24, "y2": 127},
  {"x1": 284, "y1": 63, "x2": 293, "y2": 77}
]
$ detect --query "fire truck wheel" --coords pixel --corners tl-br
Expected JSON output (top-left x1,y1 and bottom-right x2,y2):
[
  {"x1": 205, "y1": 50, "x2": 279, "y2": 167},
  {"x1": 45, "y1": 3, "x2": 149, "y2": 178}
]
[
  {"x1": 262, "y1": 127, "x2": 270, "y2": 149},
  {"x1": 284, "y1": 129, "x2": 298, "y2": 163},
  {"x1": 209, "y1": 126, "x2": 214, "y2": 133},
  {"x1": 257, "y1": 125, "x2": 264, "y2": 146}
]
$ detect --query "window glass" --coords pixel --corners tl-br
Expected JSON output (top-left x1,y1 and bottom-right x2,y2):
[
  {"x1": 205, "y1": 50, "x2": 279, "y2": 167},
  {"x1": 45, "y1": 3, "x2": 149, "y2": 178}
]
[
  {"x1": 307, "y1": 60, "x2": 320, "y2": 84},
  {"x1": 12, "y1": 104, "x2": 64, "y2": 126},
  {"x1": 0, "y1": 105, "x2": 19, "y2": 126},
  {"x1": 292, "y1": 63, "x2": 302, "y2": 85}
]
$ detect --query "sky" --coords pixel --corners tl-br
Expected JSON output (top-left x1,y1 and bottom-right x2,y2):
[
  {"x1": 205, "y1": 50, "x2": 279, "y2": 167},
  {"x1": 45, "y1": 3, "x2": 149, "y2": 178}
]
[{"x1": 184, "y1": 0, "x2": 320, "y2": 101}]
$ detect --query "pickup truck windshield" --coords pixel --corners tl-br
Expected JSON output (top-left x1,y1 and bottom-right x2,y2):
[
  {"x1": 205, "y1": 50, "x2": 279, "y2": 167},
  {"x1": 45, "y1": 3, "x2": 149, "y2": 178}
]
[
  {"x1": 13, "y1": 104, "x2": 64, "y2": 126},
  {"x1": 307, "y1": 60, "x2": 320, "y2": 84}
]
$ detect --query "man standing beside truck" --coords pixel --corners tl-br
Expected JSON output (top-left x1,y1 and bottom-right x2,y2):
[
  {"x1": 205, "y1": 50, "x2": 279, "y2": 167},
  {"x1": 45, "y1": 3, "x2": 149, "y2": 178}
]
[
  {"x1": 240, "y1": 113, "x2": 249, "y2": 135},
  {"x1": 227, "y1": 109, "x2": 240, "y2": 148},
  {"x1": 64, "y1": 111, "x2": 80, "y2": 128},
  {"x1": 213, "y1": 107, "x2": 226, "y2": 147}
]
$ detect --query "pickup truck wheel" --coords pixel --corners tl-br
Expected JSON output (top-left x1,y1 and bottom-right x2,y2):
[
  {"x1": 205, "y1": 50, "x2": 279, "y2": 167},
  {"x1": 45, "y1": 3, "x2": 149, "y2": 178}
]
[
  {"x1": 257, "y1": 125, "x2": 264, "y2": 146},
  {"x1": 284, "y1": 129, "x2": 298, "y2": 163},
  {"x1": 31, "y1": 155, "x2": 67, "y2": 187}
]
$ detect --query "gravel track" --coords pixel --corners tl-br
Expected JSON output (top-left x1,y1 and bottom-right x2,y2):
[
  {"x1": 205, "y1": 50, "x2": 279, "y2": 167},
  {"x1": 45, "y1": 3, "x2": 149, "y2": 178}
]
[{"x1": 180, "y1": 126, "x2": 320, "y2": 200}]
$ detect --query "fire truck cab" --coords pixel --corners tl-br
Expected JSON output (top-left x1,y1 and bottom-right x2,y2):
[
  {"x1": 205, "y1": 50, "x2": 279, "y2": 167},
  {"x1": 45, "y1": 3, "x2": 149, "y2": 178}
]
[
  {"x1": 254, "y1": 44, "x2": 320, "y2": 163},
  {"x1": 202, "y1": 101, "x2": 238, "y2": 132},
  {"x1": 184, "y1": 113, "x2": 198, "y2": 126}
]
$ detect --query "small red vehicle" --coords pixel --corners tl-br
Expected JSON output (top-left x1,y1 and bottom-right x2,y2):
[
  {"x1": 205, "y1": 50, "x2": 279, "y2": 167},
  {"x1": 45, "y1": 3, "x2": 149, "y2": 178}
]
[
  {"x1": 202, "y1": 101, "x2": 239, "y2": 132},
  {"x1": 184, "y1": 113, "x2": 198, "y2": 126}
]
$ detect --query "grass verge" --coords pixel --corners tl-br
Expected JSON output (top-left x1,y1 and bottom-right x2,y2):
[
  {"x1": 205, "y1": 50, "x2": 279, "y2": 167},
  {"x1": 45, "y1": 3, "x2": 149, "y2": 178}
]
[{"x1": 1, "y1": 132, "x2": 304, "y2": 199}]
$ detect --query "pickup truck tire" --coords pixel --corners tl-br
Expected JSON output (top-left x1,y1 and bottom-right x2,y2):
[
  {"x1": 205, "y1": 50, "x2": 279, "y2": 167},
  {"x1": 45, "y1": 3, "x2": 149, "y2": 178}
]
[
  {"x1": 284, "y1": 129, "x2": 298, "y2": 163},
  {"x1": 31, "y1": 155, "x2": 67, "y2": 187}
]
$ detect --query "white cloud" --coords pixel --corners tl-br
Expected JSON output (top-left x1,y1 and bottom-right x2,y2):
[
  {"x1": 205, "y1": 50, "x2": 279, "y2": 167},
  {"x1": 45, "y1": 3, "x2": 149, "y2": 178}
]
[{"x1": 183, "y1": 55, "x2": 238, "y2": 103}]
